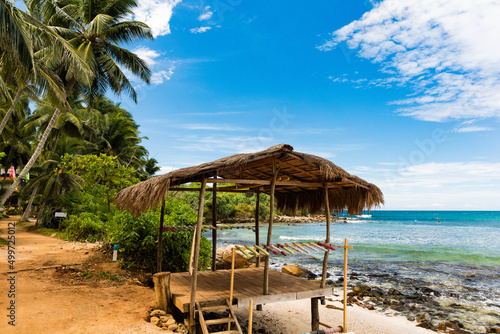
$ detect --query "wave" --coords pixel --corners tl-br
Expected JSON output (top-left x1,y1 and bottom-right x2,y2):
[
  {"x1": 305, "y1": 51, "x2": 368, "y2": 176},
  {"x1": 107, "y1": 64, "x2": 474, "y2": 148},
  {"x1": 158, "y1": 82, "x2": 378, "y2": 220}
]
[{"x1": 279, "y1": 235, "x2": 324, "y2": 241}]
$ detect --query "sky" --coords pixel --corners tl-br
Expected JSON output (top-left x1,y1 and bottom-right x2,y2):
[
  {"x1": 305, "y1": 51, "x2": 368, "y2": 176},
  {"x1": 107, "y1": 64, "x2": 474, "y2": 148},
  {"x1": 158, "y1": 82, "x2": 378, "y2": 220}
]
[{"x1": 113, "y1": 0, "x2": 500, "y2": 210}]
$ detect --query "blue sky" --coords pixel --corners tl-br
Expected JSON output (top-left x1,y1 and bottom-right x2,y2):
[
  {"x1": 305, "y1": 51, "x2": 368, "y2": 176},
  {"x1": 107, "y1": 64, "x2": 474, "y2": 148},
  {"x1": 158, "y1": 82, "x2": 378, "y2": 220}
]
[{"x1": 114, "y1": 0, "x2": 500, "y2": 210}]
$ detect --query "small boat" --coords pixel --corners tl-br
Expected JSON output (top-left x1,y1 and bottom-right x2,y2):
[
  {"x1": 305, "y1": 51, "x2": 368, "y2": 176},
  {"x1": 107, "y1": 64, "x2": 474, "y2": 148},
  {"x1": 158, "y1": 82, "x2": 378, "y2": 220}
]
[{"x1": 355, "y1": 214, "x2": 372, "y2": 219}]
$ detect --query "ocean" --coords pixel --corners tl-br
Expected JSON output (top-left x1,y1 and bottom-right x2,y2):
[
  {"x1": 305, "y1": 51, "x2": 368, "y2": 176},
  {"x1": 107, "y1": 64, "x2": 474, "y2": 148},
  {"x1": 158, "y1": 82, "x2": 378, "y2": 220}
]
[{"x1": 206, "y1": 211, "x2": 500, "y2": 332}]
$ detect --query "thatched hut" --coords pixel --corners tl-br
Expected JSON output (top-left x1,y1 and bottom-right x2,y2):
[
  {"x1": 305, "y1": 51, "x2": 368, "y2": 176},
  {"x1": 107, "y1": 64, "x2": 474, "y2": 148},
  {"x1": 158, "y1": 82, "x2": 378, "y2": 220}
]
[{"x1": 115, "y1": 144, "x2": 383, "y2": 333}]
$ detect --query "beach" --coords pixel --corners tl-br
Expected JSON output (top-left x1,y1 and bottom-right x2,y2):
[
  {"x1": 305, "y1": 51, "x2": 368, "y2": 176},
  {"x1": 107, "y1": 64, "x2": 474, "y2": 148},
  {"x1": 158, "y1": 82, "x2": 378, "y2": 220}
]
[
  {"x1": 210, "y1": 210, "x2": 500, "y2": 333},
  {"x1": 0, "y1": 216, "x2": 463, "y2": 333},
  {"x1": 234, "y1": 297, "x2": 436, "y2": 334}
]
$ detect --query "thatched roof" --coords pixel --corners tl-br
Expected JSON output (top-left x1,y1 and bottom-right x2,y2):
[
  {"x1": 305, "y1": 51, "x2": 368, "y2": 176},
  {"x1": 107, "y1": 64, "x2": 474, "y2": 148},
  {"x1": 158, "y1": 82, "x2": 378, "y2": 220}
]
[{"x1": 115, "y1": 144, "x2": 383, "y2": 216}]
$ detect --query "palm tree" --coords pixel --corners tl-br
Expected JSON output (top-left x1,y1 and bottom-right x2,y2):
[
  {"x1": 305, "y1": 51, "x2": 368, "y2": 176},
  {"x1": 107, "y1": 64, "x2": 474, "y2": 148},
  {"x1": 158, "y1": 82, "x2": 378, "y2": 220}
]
[
  {"x1": 27, "y1": 0, "x2": 153, "y2": 102},
  {"x1": 1, "y1": 0, "x2": 152, "y2": 207},
  {"x1": 0, "y1": 0, "x2": 93, "y2": 134}
]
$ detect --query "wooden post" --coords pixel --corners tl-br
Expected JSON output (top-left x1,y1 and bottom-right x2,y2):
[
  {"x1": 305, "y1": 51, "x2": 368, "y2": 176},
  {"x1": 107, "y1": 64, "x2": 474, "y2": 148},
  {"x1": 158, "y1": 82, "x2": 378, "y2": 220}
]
[
  {"x1": 263, "y1": 165, "x2": 279, "y2": 295},
  {"x1": 343, "y1": 238, "x2": 348, "y2": 333},
  {"x1": 212, "y1": 183, "x2": 217, "y2": 271},
  {"x1": 229, "y1": 247, "x2": 236, "y2": 331},
  {"x1": 157, "y1": 198, "x2": 166, "y2": 273},
  {"x1": 189, "y1": 178, "x2": 207, "y2": 334},
  {"x1": 311, "y1": 297, "x2": 320, "y2": 331},
  {"x1": 230, "y1": 248, "x2": 235, "y2": 304},
  {"x1": 248, "y1": 299, "x2": 254, "y2": 334},
  {"x1": 321, "y1": 184, "x2": 331, "y2": 289},
  {"x1": 153, "y1": 272, "x2": 171, "y2": 313},
  {"x1": 255, "y1": 189, "x2": 260, "y2": 268}
]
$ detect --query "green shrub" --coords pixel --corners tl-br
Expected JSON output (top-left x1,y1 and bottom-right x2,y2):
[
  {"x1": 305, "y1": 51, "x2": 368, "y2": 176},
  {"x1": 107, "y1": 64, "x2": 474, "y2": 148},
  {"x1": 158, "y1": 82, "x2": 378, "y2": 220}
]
[
  {"x1": 235, "y1": 203, "x2": 252, "y2": 219},
  {"x1": 64, "y1": 213, "x2": 102, "y2": 242},
  {"x1": 107, "y1": 199, "x2": 211, "y2": 273}
]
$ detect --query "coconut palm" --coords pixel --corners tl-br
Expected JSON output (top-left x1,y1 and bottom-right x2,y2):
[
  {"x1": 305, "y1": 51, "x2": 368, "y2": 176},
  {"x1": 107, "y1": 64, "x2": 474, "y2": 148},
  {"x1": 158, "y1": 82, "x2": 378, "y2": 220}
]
[
  {"x1": 0, "y1": 0, "x2": 93, "y2": 134},
  {"x1": 1, "y1": 0, "x2": 152, "y2": 207},
  {"x1": 27, "y1": 0, "x2": 153, "y2": 102}
]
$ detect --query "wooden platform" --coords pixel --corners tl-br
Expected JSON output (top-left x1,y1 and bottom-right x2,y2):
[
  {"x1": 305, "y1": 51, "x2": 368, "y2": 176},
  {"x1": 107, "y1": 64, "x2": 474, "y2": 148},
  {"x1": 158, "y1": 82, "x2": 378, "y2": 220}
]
[{"x1": 170, "y1": 267, "x2": 333, "y2": 313}]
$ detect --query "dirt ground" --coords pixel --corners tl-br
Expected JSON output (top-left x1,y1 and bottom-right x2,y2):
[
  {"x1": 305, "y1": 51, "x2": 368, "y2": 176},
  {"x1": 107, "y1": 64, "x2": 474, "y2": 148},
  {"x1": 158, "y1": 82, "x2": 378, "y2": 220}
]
[{"x1": 0, "y1": 216, "x2": 164, "y2": 334}]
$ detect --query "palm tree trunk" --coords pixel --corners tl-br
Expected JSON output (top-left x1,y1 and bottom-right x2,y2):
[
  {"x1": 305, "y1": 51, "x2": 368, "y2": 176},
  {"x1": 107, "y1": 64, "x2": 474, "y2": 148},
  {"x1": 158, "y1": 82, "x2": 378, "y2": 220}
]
[
  {"x1": 0, "y1": 108, "x2": 62, "y2": 207},
  {"x1": 0, "y1": 86, "x2": 23, "y2": 135},
  {"x1": 21, "y1": 182, "x2": 40, "y2": 221}
]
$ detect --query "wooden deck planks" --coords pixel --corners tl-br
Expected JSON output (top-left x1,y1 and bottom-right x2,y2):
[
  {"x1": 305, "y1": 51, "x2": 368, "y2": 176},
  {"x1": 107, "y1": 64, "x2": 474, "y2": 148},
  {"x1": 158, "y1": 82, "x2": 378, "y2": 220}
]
[{"x1": 170, "y1": 268, "x2": 333, "y2": 313}]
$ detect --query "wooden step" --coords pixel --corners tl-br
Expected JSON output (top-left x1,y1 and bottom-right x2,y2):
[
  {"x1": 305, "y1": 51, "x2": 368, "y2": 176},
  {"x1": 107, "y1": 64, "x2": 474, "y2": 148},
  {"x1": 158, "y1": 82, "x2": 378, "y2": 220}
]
[
  {"x1": 210, "y1": 331, "x2": 240, "y2": 334},
  {"x1": 201, "y1": 304, "x2": 229, "y2": 312},
  {"x1": 205, "y1": 317, "x2": 235, "y2": 325}
]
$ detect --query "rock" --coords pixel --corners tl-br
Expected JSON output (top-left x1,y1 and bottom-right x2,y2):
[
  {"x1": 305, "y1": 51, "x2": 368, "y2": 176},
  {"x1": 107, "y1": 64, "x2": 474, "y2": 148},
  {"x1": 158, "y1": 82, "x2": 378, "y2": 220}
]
[
  {"x1": 150, "y1": 316, "x2": 160, "y2": 326},
  {"x1": 150, "y1": 309, "x2": 167, "y2": 317},
  {"x1": 216, "y1": 245, "x2": 250, "y2": 269},
  {"x1": 353, "y1": 285, "x2": 371, "y2": 295},
  {"x1": 407, "y1": 316, "x2": 416, "y2": 322},
  {"x1": 421, "y1": 287, "x2": 441, "y2": 297},
  {"x1": 168, "y1": 324, "x2": 178, "y2": 331},
  {"x1": 165, "y1": 318, "x2": 176, "y2": 326},
  {"x1": 281, "y1": 265, "x2": 305, "y2": 277},
  {"x1": 417, "y1": 312, "x2": 432, "y2": 323},
  {"x1": 388, "y1": 288, "x2": 402, "y2": 296},
  {"x1": 438, "y1": 321, "x2": 455, "y2": 331},
  {"x1": 488, "y1": 326, "x2": 500, "y2": 333}
]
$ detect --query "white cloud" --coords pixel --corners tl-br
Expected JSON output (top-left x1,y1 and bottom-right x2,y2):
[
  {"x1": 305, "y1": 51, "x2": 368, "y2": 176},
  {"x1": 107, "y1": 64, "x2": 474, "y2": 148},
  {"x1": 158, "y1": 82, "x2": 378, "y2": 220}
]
[
  {"x1": 132, "y1": 0, "x2": 181, "y2": 37},
  {"x1": 178, "y1": 135, "x2": 273, "y2": 153},
  {"x1": 133, "y1": 46, "x2": 161, "y2": 66},
  {"x1": 150, "y1": 65, "x2": 176, "y2": 84},
  {"x1": 358, "y1": 161, "x2": 500, "y2": 209},
  {"x1": 180, "y1": 123, "x2": 246, "y2": 131},
  {"x1": 190, "y1": 26, "x2": 212, "y2": 34},
  {"x1": 452, "y1": 120, "x2": 493, "y2": 133},
  {"x1": 320, "y1": 0, "x2": 500, "y2": 122},
  {"x1": 198, "y1": 6, "x2": 213, "y2": 21}
]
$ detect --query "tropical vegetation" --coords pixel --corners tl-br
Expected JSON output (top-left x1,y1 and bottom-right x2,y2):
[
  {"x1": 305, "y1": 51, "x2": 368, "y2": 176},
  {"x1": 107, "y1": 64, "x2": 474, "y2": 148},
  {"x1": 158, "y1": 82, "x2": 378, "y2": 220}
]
[{"x1": 0, "y1": 0, "x2": 277, "y2": 273}]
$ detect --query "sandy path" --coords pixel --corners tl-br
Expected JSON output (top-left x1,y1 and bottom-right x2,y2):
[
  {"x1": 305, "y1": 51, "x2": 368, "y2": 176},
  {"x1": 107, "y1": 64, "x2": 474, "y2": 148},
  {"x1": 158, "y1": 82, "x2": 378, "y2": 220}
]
[{"x1": 0, "y1": 217, "x2": 163, "y2": 334}]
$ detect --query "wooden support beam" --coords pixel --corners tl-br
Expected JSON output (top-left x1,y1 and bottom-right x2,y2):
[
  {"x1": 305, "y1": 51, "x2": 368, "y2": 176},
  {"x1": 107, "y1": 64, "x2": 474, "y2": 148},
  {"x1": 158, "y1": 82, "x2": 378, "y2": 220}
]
[
  {"x1": 212, "y1": 184, "x2": 217, "y2": 271},
  {"x1": 209, "y1": 178, "x2": 324, "y2": 188},
  {"x1": 321, "y1": 184, "x2": 331, "y2": 289},
  {"x1": 189, "y1": 178, "x2": 207, "y2": 334},
  {"x1": 311, "y1": 297, "x2": 320, "y2": 331},
  {"x1": 153, "y1": 272, "x2": 171, "y2": 313},
  {"x1": 157, "y1": 198, "x2": 166, "y2": 273},
  {"x1": 343, "y1": 238, "x2": 349, "y2": 333},
  {"x1": 255, "y1": 189, "x2": 260, "y2": 268},
  {"x1": 263, "y1": 165, "x2": 279, "y2": 295},
  {"x1": 169, "y1": 187, "x2": 254, "y2": 193},
  {"x1": 248, "y1": 299, "x2": 254, "y2": 334}
]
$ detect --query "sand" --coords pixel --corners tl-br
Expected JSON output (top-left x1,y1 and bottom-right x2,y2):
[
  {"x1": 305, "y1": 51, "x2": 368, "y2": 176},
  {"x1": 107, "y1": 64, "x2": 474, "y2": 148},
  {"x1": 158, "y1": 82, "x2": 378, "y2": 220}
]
[
  {"x1": 0, "y1": 216, "x2": 434, "y2": 334},
  {"x1": 234, "y1": 298, "x2": 435, "y2": 334}
]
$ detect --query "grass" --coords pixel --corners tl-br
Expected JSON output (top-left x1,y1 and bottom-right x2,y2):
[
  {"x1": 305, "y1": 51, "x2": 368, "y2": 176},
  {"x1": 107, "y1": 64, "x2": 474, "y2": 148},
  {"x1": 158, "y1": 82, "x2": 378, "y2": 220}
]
[
  {"x1": 24, "y1": 225, "x2": 72, "y2": 241},
  {"x1": 0, "y1": 237, "x2": 7, "y2": 246},
  {"x1": 77, "y1": 270, "x2": 125, "y2": 282}
]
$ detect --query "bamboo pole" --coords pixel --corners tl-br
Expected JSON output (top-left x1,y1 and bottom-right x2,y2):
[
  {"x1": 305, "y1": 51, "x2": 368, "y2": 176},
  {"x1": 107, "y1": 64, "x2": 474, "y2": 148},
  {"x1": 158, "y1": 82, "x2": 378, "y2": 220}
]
[
  {"x1": 189, "y1": 178, "x2": 207, "y2": 334},
  {"x1": 229, "y1": 247, "x2": 236, "y2": 331},
  {"x1": 343, "y1": 238, "x2": 348, "y2": 333},
  {"x1": 212, "y1": 183, "x2": 217, "y2": 271},
  {"x1": 321, "y1": 184, "x2": 331, "y2": 289},
  {"x1": 263, "y1": 165, "x2": 279, "y2": 295},
  {"x1": 248, "y1": 299, "x2": 254, "y2": 334},
  {"x1": 255, "y1": 189, "x2": 260, "y2": 268},
  {"x1": 157, "y1": 198, "x2": 166, "y2": 273}
]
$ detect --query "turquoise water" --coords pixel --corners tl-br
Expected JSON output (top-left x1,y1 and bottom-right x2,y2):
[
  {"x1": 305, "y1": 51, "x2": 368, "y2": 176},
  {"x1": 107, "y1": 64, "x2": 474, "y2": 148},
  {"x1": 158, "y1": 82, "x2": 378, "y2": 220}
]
[
  {"x1": 207, "y1": 211, "x2": 500, "y2": 331},
  {"x1": 214, "y1": 211, "x2": 500, "y2": 266}
]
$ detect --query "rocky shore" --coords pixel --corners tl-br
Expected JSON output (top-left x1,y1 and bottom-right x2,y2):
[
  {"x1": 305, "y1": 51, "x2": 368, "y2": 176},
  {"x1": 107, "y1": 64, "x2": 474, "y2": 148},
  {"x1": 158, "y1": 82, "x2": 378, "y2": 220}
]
[{"x1": 314, "y1": 267, "x2": 499, "y2": 334}]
